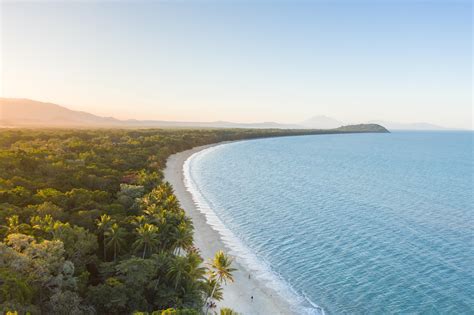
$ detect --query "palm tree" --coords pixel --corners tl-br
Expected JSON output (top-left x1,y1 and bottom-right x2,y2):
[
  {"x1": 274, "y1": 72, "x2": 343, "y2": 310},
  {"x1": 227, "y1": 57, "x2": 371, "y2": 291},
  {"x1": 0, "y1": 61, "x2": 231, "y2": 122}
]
[
  {"x1": 105, "y1": 223, "x2": 127, "y2": 262},
  {"x1": 162, "y1": 195, "x2": 180, "y2": 211},
  {"x1": 132, "y1": 215, "x2": 147, "y2": 228},
  {"x1": 186, "y1": 251, "x2": 206, "y2": 282},
  {"x1": 156, "y1": 182, "x2": 173, "y2": 200},
  {"x1": 133, "y1": 223, "x2": 159, "y2": 258},
  {"x1": 206, "y1": 251, "x2": 237, "y2": 314},
  {"x1": 2, "y1": 215, "x2": 29, "y2": 235},
  {"x1": 50, "y1": 221, "x2": 69, "y2": 240},
  {"x1": 204, "y1": 276, "x2": 223, "y2": 302},
  {"x1": 220, "y1": 308, "x2": 239, "y2": 315},
  {"x1": 140, "y1": 183, "x2": 172, "y2": 209},
  {"x1": 167, "y1": 256, "x2": 188, "y2": 290},
  {"x1": 172, "y1": 223, "x2": 193, "y2": 256},
  {"x1": 96, "y1": 214, "x2": 113, "y2": 260},
  {"x1": 150, "y1": 251, "x2": 170, "y2": 290},
  {"x1": 142, "y1": 183, "x2": 177, "y2": 211},
  {"x1": 30, "y1": 214, "x2": 54, "y2": 238},
  {"x1": 143, "y1": 205, "x2": 160, "y2": 217},
  {"x1": 161, "y1": 181, "x2": 173, "y2": 194}
]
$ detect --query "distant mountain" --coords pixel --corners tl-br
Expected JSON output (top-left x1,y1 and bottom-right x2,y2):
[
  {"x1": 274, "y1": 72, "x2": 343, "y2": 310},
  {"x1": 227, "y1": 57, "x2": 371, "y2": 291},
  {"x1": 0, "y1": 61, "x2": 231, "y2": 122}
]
[
  {"x1": 367, "y1": 120, "x2": 453, "y2": 130},
  {"x1": 0, "y1": 98, "x2": 388, "y2": 132},
  {"x1": 0, "y1": 98, "x2": 305, "y2": 129},
  {"x1": 300, "y1": 115, "x2": 343, "y2": 129},
  {"x1": 0, "y1": 98, "x2": 121, "y2": 126},
  {"x1": 1, "y1": 98, "x2": 460, "y2": 131}
]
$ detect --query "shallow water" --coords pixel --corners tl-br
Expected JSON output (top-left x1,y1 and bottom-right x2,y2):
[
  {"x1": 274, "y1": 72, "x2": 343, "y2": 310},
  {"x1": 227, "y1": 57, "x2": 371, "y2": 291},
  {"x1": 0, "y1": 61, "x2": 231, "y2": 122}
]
[{"x1": 186, "y1": 131, "x2": 474, "y2": 314}]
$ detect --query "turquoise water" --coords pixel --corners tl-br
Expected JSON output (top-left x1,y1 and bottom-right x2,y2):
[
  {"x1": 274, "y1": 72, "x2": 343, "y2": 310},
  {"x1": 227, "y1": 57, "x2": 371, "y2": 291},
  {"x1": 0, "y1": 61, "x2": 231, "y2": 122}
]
[{"x1": 185, "y1": 132, "x2": 473, "y2": 314}]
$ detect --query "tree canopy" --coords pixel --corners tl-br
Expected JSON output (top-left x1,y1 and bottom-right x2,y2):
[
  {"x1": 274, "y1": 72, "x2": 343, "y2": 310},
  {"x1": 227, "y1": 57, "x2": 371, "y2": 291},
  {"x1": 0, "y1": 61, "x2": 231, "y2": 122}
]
[{"x1": 1, "y1": 128, "x2": 318, "y2": 314}]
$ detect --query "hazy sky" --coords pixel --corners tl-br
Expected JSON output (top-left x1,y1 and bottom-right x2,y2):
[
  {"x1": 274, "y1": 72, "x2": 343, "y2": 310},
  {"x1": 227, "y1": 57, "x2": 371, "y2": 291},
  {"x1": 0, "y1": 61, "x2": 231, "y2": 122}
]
[{"x1": 1, "y1": 1, "x2": 472, "y2": 128}]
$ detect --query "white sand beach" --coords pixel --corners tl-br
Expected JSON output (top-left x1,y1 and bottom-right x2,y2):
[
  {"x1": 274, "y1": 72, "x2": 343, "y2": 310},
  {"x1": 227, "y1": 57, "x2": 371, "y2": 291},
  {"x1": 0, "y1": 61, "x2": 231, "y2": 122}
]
[{"x1": 164, "y1": 143, "x2": 295, "y2": 315}]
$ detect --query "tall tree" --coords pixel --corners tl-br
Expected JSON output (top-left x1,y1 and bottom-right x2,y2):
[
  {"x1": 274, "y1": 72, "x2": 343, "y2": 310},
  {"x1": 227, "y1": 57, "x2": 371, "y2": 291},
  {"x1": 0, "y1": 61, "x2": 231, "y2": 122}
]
[
  {"x1": 105, "y1": 223, "x2": 127, "y2": 262},
  {"x1": 132, "y1": 223, "x2": 159, "y2": 258},
  {"x1": 96, "y1": 214, "x2": 113, "y2": 260},
  {"x1": 1, "y1": 215, "x2": 29, "y2": 236},
  {"x1": 206, "y1": 251, "x2": 236, "y2": 314},
  {"x1": 172, "y1": 223, "x2": 193, "y2": 256},
  {"x1": 167, "y1": 256, "x2": 189, "y2": 290}
]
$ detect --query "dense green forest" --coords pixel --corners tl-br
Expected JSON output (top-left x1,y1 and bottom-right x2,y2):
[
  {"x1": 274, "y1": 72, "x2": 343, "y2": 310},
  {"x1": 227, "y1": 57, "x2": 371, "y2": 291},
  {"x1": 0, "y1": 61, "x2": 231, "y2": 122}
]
[
  {"x1": 0, "y1": 126, "x2": 386, "y2": 314},
  {"x1": 0, "y1": 128, "x2": 330, "y2": 315}
]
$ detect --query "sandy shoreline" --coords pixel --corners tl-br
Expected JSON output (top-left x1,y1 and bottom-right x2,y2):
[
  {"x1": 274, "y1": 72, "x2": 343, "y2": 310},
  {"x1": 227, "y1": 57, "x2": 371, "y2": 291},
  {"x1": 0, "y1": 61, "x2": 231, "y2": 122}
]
[{"x1": 164, "y1": 142, "x2": 295, "y2": 315}]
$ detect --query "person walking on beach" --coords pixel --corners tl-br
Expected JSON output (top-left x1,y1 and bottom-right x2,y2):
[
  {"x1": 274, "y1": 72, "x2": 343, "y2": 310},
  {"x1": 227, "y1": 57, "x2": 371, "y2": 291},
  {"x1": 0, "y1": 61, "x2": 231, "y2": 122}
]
[{"x1": 251, "y1": 296, "x2": 253, "y2": 302}]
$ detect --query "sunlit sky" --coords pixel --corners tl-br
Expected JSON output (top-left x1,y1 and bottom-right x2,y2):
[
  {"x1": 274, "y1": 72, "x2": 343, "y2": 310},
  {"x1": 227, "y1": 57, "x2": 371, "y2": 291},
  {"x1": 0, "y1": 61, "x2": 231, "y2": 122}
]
[{"x1": 1, "y1": 1, "x2": 472, "y2": 128}]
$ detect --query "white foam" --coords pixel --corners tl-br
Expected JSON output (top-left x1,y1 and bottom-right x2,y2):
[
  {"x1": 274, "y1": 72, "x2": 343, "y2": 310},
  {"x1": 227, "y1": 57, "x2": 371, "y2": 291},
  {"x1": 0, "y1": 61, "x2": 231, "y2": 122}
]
[{"x1": 183, "y1": 144, "x2": 325, "y2": 315}]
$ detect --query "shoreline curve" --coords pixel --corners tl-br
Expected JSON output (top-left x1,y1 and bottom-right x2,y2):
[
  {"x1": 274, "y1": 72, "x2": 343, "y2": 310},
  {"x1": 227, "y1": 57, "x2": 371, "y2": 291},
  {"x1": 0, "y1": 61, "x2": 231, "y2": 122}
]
[
  {"x1": 164, "y1": 141, "x2": 296, "y2": 315},
  {"x1": 164, "y1": 140, "x2": 324, "y2": 315}
]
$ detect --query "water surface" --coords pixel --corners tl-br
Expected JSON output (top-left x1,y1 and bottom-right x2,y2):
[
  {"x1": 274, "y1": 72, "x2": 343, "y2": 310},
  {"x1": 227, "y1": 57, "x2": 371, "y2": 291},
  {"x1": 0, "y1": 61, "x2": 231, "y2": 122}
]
[{"x1": 186, "y1": 131, "x2": 473, "y2": 314}]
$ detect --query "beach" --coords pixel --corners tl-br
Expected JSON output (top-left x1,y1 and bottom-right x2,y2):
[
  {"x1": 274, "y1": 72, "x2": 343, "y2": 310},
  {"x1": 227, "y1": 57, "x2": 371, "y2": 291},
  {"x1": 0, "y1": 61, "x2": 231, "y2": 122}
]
[{"x1": 164, "y1": 143, "x2": 295, "y2": 315}]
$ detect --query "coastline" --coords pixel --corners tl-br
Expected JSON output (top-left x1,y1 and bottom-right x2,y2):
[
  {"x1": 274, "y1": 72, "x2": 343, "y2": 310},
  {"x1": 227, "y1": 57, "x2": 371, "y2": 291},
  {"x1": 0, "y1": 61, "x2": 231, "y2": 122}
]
[{"x1": 164, "y1": 142, "x2": 296, "y2": 315}]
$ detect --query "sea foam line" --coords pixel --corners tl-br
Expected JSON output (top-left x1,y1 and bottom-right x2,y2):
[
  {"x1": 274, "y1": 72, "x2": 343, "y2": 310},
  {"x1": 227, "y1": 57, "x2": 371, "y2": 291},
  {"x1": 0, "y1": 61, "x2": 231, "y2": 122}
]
[{"x1": 183, "y1": 144, "x2": 325, "y2": 315}]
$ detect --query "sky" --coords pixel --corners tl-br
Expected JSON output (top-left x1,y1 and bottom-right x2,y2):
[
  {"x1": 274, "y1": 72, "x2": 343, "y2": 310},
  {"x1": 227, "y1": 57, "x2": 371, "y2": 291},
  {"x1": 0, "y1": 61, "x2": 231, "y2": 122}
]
[{"x1": 0, "y1": 0, "x2": 472, "y2": 128}]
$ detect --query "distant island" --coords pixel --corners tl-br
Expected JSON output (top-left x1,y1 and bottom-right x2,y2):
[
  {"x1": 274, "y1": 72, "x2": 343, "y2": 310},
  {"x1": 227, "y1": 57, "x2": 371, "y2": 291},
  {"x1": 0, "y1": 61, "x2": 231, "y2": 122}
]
[{"x1": 332, "y1": 124, "x2": 389, "y2": 133}]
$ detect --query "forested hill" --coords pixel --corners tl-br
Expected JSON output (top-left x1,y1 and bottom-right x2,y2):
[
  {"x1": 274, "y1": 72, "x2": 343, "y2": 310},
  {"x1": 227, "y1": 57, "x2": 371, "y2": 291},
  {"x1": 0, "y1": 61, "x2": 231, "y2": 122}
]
[
  {"x1": 333, "y1": 124, "x2": 389, "y2": 133},
  {"x1": 0, "y1": 128, "x2": 385, "y2": 314}
]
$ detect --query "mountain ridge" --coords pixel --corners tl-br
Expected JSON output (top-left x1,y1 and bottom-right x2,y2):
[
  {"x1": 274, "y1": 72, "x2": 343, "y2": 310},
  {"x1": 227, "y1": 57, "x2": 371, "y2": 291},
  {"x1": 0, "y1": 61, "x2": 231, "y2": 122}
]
[{"x1": 0, "y1": 98, "x2": 391, "y2": 132}]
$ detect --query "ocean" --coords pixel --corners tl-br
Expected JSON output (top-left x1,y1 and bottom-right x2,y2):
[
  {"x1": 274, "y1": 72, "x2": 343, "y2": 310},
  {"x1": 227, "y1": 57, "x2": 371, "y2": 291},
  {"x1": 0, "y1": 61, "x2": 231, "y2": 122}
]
[{"x1": 184, "y1": 131, "x2": 473, "y2": 314}]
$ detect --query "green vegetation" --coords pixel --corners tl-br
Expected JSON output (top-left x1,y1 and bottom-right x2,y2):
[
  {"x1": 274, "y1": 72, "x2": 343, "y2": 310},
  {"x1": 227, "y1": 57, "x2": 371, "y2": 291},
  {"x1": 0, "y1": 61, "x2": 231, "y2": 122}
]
[
  {"x1": 205, "y1": 251, "x2": 237, "y2": 315},
  {"x1": 333, "y1": 124, "x2": 389, "y2": 133},
  {"x1": 0, "y1": 128, "x2": 304, "y2": 314},
  {"x1": 0, "y1": 127, "x2": 385, "y2": 314}
]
